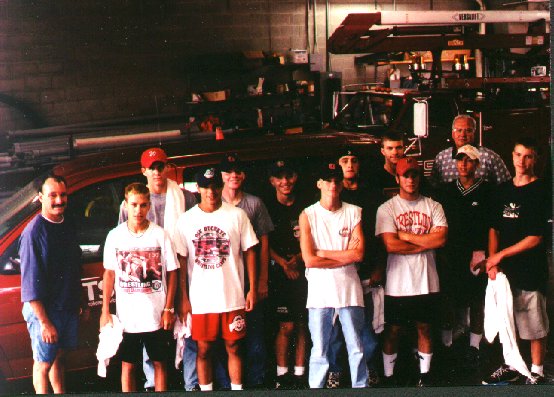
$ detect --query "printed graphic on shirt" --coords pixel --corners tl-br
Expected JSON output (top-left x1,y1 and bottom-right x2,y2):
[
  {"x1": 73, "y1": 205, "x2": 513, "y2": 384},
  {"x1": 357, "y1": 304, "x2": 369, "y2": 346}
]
[
  {"x1": 291, "y1": 219, "x2": 300, "y2": 240},
  {"x1": 395, "y1": 211, "x2": 431, "y2": 234},
  {"x1": 228, "y1": 314, "x2": 246, "y2": 332},
  {"x1": 503, "y1": 203, "x2": 520, "y2": 219},
  {"x1": 116, "y1": 248, "x2": 163, "y2": 293},
  {"x1": 338, "y1": 226, "x2": 350, "y2": 237},
  {"x1": 192, "y1": 226, "x2": 230, "y2": 269}
]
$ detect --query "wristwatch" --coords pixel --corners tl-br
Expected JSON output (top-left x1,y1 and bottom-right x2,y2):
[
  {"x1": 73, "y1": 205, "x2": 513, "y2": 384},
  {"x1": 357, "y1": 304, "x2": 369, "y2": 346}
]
[{"x1": 163, "y1": 307, "x2": 174, "y2": 313}]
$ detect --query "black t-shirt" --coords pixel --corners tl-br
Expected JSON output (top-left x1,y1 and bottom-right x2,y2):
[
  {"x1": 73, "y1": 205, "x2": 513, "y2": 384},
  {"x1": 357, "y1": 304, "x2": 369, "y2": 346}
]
[
  {"x1": 266, "y1": 194, "x2": 310, "y2": 258},
  {"x1": 438, "y1": 178, "x2": 493, "y2": 252},
  {"x1": 368, "y1": 165, "x2": 436, "y2": 201},
  {"x1": 369, "y1": 166, "x2": 399, "y2": 200},
  {"x1": 491, "y1": 178, "x2": 550, "y2": 293},
  {"x1": 340, "y1": 182, "x2": 385, "y2": 280}
]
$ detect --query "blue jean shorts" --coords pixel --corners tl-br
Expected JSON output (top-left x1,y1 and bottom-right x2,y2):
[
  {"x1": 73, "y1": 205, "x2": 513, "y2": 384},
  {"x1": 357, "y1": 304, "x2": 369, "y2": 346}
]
[{"x1": 22, "y1": 302, "x2": 79, "y2": 363}]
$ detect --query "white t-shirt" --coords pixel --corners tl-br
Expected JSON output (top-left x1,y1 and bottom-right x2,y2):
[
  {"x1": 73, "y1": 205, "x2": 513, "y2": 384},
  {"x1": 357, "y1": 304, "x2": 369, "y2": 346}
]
[
  {"x1": 304, "y1": 202, "x2": 364, "y2": 309},
  {"x1": 375, "y1": 194, "x2": 447, "y2": 297},
  {"x1": 103, "y1": 222, "x2": 179, "y2": 333},
  {"x1": 173, "y1": 202, "x2": 259, "y2": 314}
]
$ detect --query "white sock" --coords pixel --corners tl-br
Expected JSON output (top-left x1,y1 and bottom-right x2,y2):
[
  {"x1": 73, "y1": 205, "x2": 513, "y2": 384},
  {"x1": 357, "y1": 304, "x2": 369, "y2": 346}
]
[
  {"x1": 230, "y1": 383, "x2": 243, "y2": 390},
  {"x1": 383, "y1": 352, "x2": 397, "y2": 377},
  {"x1": 294, "y1": 366, "x2": 305, "y2": 376},
  {"x1": 418, "y1": 351, "x2": 433, "y2": 374},
  {"x1": 441, "y1": 329, "x2": 453, "y2": 347},
  {"x1": 531, "y1": 364, "x2": 544, "y2": 376},
  {"x1": 277, "y1": 365, "x2": 288, "y2": 376},
  {"x1": 199, "y1": 383, "x2": 213, "y2": 391},
  {"x1": 469, "y1": 332, "x2": 482, "y2": 349}
]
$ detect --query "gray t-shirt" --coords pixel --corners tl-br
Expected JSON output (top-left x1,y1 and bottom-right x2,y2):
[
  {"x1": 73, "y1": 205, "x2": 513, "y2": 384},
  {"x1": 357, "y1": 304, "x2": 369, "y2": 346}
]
[
  {"x1": 223, "y1": 192, "x2": 274, "y2": 238},
  {"x1": 118, "y1": 189, "x2": 197, "y2": 227}
]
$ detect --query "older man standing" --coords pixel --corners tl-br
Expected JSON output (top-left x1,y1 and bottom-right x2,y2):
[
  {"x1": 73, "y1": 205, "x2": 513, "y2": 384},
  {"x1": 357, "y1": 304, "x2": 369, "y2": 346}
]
[
  {"x1": 430, "y1": 115, "x2": 511, "y2": 186},
  {"x1": 20, "y1": 174, "x2": 82, "y2": 394}
]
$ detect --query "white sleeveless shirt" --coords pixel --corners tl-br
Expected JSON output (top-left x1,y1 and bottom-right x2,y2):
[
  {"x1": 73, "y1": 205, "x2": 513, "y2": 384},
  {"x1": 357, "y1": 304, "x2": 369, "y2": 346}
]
[{"x1": 304, "y1": 201, "x2": 364, "y2": 309}]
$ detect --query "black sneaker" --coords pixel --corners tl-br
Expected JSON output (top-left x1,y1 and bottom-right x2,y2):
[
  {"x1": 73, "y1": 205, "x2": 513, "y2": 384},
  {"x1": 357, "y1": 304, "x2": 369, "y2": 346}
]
[
  {"x1": 417, "y1": 372, "x2": 432, "y2": 387},
  {"x1": 482, "y1": 364, "x2": 520, "y2": 385},
  {"x1": 368, "y1": 368, "x2": 379, "y2": 386},
  {"x1": 292, "y1": 375, "x2": 308, "y2": 389},
  {"x1": 380, "y1": 375, "x2": 397, "y2": 387},
  {"x1": 326, "y1": 371, "x2": 340, "y2": 388},
  {"x1": 275, "y1": 373, "x2": 292, "y2": 389},
  {"x1": 525, "y1": 372, "x2": 546, "y2": 385}
]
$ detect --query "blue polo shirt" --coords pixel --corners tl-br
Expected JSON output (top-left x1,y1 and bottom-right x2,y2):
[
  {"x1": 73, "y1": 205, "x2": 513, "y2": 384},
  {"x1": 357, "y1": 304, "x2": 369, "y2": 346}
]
[{"x1": 19, "y1": 214, "x2": 82, "y2": 311}]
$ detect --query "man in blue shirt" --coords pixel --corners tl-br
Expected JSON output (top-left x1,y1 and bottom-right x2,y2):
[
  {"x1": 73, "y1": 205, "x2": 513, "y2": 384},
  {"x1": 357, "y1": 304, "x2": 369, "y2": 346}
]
[{"x1": 19, "y1": 174, "x2": 82, "y2": 394}]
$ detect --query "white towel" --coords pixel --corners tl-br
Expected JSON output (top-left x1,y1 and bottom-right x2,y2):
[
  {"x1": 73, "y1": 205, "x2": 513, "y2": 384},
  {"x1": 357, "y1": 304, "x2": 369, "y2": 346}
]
[
  {"x1": 484, "y1": 273, "x2": 532, "y2": 380},
  {"x1": 161, "y1": 178, "x2": 186, "y2": 241},
  {"x1": 96, "y1": 315, "x2": 124, "y2": 378},
  {"x1": 174, "y1": 313, "x2": 192, "y2": 369},
  {"x1": 371, "y1": 286, "x2": 385, "y2": 334}
]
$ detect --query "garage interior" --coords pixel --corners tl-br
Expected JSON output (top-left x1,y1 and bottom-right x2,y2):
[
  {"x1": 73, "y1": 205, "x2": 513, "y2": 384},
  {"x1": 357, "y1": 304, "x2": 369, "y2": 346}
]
[
  {"x1": 0, "y1": 0, "x2": 551, "y2": 393},
  {"x1": 0, "y1": 0, "x2": 550, "y2": 198}
]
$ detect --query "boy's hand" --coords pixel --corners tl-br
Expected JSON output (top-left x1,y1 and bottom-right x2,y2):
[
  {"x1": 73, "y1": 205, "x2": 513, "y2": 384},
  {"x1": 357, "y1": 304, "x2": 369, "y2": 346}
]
[
  {"x1": 245, "y1": 290, "x2": 256, "y2": 312},
  {"x1": 161, "y1": 310, "x2": 175, "y2": 330}
]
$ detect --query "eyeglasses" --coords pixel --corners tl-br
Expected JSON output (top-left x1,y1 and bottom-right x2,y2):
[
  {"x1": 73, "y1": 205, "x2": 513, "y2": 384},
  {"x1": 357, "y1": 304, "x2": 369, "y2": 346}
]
[{"x1": 453, "y1": 128, "x2": 475, "y2": 134}]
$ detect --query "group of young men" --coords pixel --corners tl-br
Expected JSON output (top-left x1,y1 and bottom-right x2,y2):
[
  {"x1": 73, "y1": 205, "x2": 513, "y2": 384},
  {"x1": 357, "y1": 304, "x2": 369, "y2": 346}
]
[{"x1": 19, "y1": 114, "x2": 550, "y2": 393}]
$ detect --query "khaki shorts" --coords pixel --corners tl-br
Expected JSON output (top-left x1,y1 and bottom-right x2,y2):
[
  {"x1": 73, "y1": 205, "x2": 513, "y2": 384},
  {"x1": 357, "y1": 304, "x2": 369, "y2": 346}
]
[{"x1": 513, "y1": 289, "x2": 549, "y2": 340}]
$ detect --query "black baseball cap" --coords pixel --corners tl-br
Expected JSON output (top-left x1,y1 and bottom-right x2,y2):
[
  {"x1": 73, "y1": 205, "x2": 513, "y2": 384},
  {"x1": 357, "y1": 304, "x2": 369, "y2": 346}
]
[
  {"x1": 338, "y1": 146, "x2": 358, "y2": 160},
  {"x1": 195, "y1": 166, "x2": 224, "y2": 188},
  {"x1": 318, "y1": 161, "x2": 344, "y2": 181},
  {"x1": 268, "y1": 159, "x2": 296, "y2": 177},
  {"x1": 219, "y1": 153, "x2": 245, "y2": 173}
]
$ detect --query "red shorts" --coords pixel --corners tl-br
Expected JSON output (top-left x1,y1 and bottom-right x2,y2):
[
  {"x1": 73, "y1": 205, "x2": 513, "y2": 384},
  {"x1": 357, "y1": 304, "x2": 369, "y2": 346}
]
[{"x1": 191, "y1": 309, "x2": 246, "y2": 341}]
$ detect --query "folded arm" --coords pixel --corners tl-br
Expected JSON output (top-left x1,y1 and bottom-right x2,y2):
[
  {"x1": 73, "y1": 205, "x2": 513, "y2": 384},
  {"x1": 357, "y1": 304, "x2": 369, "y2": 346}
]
[
  {"x1": 316, "y1": 222, "x2": 365, "y2": 264},
  {"x1": 397, "y1": 226, "x2": 447, "y2": 250},
  {"x1": 299, "y1": 211, "x2": 345, "y2": 269}
]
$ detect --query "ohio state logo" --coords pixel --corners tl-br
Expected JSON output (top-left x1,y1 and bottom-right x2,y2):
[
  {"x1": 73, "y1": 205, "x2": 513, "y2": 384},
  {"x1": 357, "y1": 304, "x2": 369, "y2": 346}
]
[
  {"x1": 204, "y1": 168, "x2": 215, "y2": 179},
  {"x1": 148, "y1": 150, "x2": 157, "y2": 157},
  {"x1": 228, "y1": 315, "x2": 246, "y2": 332}
]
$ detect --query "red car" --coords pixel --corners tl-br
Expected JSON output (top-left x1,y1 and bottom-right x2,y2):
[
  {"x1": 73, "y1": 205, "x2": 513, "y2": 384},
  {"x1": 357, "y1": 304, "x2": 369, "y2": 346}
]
[{"x1": 0, "y1": 131, "x2": 380, "y2": 383}]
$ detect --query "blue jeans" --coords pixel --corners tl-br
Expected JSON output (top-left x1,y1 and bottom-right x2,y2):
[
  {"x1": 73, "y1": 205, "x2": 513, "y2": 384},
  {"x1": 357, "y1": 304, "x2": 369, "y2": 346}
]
[
  {"x1": 244, "y1": 298, "x2": 267, "y2": 386},
  {"x1": 183, "y1": 337, "x2": 230, "y2": 390},
  {"x1": 143, "y1": 347, "x2": 155, "y2": 388},
  {"x1": 183, "y1": 337, "x2": 198, "y2": 391},
  {"x1": 308, "y1": 307, "x2": 368, "y2": 388},
  {"x1": 328, "y1": 296, "x2": 379, "y2": 373}
]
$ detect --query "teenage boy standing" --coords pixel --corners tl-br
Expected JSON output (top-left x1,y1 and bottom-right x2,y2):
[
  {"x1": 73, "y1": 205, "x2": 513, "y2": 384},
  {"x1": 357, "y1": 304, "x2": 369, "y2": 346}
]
[
  {"x1": 174, "y1": 166, "x2": 259, "y2": 391},
  {"x1": 101, "y1": 183, "x2": 178, "y2": 392}
]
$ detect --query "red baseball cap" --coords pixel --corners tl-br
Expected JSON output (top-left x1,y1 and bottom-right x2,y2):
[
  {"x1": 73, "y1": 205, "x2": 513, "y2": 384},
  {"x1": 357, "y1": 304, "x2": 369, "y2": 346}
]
[
  {"x1": 141, "y1": 148, "x2": 167, "y2": 169},
  {"x1": 396, "y1": 157, "x2": 420, "y2": 176}
]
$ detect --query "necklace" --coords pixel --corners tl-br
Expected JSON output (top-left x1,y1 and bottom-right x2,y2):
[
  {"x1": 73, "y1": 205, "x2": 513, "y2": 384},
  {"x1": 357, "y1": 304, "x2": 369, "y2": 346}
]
[{"x1": 127, "y1": 222, "x2": 149, "y2": 238}]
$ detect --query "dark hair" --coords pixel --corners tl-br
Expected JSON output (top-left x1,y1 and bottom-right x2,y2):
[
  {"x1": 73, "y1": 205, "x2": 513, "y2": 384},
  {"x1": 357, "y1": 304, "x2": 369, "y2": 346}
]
[
  {"x1": 124, "y1": 182, "x2": 150, "y2": 201},
  {"x1": 38, "y1": 173, "x2": 67, "y2": 193},
  {"x1": 381, "y1": 131, "x2": 404, "y2": 147},
  {"x1": 515, "y1": 136, "x2": 539, "y2": 156}
]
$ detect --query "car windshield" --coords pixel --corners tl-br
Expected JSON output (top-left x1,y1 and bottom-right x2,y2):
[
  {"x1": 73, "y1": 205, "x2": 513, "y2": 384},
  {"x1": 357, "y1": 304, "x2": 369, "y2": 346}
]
[
  {"x1": 332, "y1": 91, "x2": 403, "y2": 132},
  {"x1": 0, "y1": 177, "x2": 41, "y2": 240}
]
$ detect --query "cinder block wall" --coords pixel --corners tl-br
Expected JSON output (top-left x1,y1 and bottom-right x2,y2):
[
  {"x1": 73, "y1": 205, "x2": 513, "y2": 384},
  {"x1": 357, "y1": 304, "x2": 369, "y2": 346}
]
[{"x1": 0, "y1": 0, "x2": 472, "y2": 132}]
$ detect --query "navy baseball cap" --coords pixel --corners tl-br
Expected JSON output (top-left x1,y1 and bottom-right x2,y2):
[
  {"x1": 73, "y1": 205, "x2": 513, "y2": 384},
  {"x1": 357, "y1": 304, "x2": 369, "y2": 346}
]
[{"x1": 195, "y1": 167, "x2": 224, "y2": 188}]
